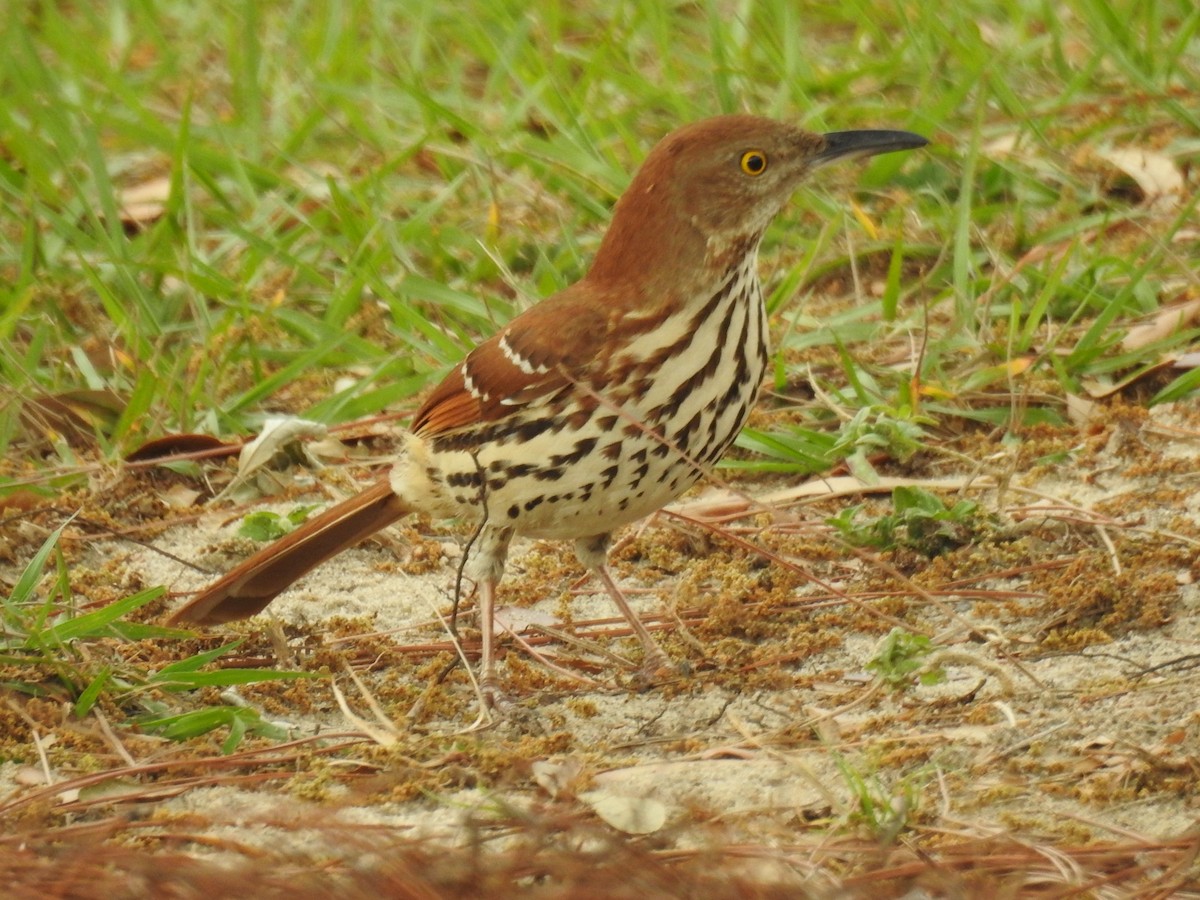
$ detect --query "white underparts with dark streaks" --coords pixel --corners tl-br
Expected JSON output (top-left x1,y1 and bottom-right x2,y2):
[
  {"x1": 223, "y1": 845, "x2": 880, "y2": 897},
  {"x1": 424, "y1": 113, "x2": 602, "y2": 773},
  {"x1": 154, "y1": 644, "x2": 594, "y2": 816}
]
[{"x1": 405, "y1": 248, "x2": 769, "y2": 551}]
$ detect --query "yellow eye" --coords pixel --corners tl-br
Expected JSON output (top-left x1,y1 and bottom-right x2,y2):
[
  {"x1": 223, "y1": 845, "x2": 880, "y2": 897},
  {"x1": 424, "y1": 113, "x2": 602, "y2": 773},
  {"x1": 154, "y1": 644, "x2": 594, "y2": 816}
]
[{"x1": 740, "y1": 150, "x2": 768, "y2": 175}]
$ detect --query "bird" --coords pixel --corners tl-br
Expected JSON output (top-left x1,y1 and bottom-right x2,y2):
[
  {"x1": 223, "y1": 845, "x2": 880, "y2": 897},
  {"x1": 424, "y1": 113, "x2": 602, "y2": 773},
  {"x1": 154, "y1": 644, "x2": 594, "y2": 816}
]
[{"x1": 169, "y1": 115, "x2": 928, "y2": 705}]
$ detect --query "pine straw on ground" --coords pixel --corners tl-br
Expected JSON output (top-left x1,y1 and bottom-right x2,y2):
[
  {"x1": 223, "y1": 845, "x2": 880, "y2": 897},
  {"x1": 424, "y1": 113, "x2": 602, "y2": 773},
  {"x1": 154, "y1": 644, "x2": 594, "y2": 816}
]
[{"x1": 4, "y1": 813, "x2": 1198, "y2": 899}]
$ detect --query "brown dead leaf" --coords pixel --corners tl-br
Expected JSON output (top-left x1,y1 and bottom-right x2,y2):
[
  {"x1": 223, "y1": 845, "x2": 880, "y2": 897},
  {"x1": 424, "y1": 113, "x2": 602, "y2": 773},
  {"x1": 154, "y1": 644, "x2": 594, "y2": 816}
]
[
  {"x1": 125, "y1": 432, "x2": 236, "y2": 462},
  {"x1": 1081, "y1": 359, "x2": 1177, "y2": 399},
  {"x1": 118, "y1": 174, "x2": 172, "y2": 230},
  {"x1": 213, "y1": 417, "x2": 330, "y2": 502},
  {"x1": 581, "y1": 791, "x2": 668, "y2": 834},
  {"x1": 1066, "y1": 393, "x2": 1099, "y2": 426},
  {"x1": 1121, "y1": 298, "x2": 1200, "y2": 352},
  {"x1": 983, "y1": 133, "x2": 1021, "y2": 157},
  {"x1": 1076, "y1": 297, "x2": 1200, "y2": 398},
  {"x1": 159, "y1": 484, "x2": 202, "y2": 510},
  {"x1": 531, "y1": 757, "x2": 585, "y2": 799},
  {"x1": 20, "y1": 390, "x2": 125, "y2": 446},
  {"x1": 1094, "y1": 147, "x2": 1184, "y2": 207}
]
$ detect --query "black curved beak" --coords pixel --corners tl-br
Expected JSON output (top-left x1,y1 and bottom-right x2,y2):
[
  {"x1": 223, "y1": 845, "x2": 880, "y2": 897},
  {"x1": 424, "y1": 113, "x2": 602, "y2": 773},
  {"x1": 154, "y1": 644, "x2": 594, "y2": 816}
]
[{"x1": 817, "y1": 129, "x2": 929, "y2": 165}]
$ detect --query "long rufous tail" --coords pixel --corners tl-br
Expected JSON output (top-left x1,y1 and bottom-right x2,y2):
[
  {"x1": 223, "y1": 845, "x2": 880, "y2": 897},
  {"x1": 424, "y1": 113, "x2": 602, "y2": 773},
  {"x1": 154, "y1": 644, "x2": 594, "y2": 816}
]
[{"x1": 169, "y1": 479, "x2": 412, "y2": 626}]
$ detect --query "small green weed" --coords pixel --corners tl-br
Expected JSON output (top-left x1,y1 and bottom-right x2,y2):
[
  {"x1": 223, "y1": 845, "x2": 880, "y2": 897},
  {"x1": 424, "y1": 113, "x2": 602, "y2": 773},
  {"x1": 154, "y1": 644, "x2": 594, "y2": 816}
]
[
  {"x1": 828, "y1": 485, "x2": 986, "y2": 556},
  {"x1": 833, "y1": 752, "x2": 934, "y2": 844},
  {"x1": 237, "y1": 505, "x2": 319, "y2": 541},
  {"x1": 865, "y1": 627, "x2": 947, "y2": 689}
]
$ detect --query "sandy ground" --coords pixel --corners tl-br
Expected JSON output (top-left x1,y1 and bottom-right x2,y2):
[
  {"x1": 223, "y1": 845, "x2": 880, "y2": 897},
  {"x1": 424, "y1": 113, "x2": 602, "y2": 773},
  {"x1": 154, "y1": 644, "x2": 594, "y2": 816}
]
[{"x1": 2, "y1": 402, "x2": 1198, "y2": 894}]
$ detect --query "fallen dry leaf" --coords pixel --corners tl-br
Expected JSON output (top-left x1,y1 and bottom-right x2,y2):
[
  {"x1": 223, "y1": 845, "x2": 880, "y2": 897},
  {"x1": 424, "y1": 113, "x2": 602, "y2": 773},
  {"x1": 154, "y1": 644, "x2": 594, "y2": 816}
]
[
  {"x1": 1121, "y1": 298, "x2": 1200, "y2": 352},
  {"x1": 1066, "y1": 393, "x2": 1099, "y2": 427},
  {"x1": 213, "y1": 417, "x2": 330, "y2": 501},
  {"x1": 126, "y1": 432, "x2": 235, "y2": 462},
  {"x1": 581, "y1": 791, "x2": 668, "y2": 834},
  {"x1": 983, "y1": 133, "x2": 1021, "y2": 157},
  {"x1": 1081, "y1": 359, "x2": 1177, "y2": 398},
  {"x1": 118, "y1": 174, "x2": 172, "y2": 229},
  {"x1": 159, "y1": 483, "x2": 202, "y2": 510},
  {"x1": 1095, "y1": 146, "x2": 1184, "y2": 207},
  {"x1": 21, "y1": 389, "x2": 125, "y2": 446},
  {"x1": 531, "y1": 757, "x2": 585, "y2": 799}
]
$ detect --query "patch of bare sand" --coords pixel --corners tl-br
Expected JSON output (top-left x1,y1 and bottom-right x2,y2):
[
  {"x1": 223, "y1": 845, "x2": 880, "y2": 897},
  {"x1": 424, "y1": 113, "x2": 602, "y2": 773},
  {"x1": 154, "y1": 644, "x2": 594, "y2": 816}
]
[{"x1": 7, "y1": 404, "x2": 1198, "y2": 892}]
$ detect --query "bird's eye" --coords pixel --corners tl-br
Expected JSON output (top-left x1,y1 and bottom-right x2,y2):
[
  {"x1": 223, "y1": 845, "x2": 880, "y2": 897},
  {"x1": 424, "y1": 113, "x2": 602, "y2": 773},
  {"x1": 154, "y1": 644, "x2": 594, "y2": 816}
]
[{"x1": 740, "y1": 150, "x2": 768, "y2": 175}]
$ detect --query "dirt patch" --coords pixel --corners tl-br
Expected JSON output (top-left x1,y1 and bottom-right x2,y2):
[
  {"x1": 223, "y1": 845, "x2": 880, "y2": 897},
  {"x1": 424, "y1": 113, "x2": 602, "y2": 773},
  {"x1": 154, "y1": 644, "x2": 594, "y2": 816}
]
[{"x1": 2, "y1": 403, "x2": 1198, "y2": 895}]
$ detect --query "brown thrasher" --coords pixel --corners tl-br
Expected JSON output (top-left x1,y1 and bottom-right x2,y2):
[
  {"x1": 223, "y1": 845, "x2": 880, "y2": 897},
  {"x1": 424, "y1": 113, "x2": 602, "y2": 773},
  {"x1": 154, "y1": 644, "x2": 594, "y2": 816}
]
[{"x1": 170, "y1": 115, "x2": 927, "y2": 703}]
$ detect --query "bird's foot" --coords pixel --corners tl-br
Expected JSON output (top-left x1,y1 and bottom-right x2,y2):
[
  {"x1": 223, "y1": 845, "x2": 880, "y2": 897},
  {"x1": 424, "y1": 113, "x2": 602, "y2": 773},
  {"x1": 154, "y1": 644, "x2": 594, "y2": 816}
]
[
  {"x1": 481, "y1": 675, "x2": 512, "y2": 712},
  {"x1": 628, "y1": 647, "x2": 682, "y2": 690}
]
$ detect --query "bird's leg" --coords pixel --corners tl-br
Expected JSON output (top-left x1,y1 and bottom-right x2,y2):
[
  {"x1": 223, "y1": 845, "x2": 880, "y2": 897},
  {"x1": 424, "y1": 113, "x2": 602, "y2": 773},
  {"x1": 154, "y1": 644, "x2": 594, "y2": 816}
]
[
  {"x1": 466, "y1": 525, "x2": 513, "y2": 710},
  {"x1": 477, "y1": 576, "x2": 505, "y2": 709},
  {"x1": 576, "y1": 535, "x2": 672, "y2": 680},
  {"x1": 592, "y1": 563, "x2": 673, "y2": 679}
]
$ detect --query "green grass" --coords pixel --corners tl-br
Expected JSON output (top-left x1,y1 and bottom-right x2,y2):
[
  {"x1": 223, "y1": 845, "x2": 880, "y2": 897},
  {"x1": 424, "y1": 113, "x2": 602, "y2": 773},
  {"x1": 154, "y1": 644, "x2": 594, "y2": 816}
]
[
  {"x1": 3, "y1": 2, "x2": 1197, "y2": 459},
  {"x1": 0, "y1": 0, "x2": 1198, "y2": 808},
  {"x1": 2, "y1": 526, "x2": 314, "y2": 752}
]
